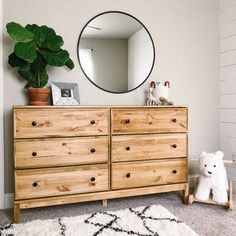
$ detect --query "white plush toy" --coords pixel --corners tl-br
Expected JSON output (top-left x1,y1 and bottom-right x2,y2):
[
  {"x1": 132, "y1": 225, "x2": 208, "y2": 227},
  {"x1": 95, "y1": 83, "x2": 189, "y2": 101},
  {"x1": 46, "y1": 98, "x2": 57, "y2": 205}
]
[{"x1": 195, "y1": 151, "x2": 229, "y2": 204}]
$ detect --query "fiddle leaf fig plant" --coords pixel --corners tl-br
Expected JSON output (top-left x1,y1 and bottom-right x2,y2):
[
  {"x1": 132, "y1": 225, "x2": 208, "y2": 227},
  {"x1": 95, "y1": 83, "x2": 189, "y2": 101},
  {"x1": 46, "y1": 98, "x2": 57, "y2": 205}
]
[{"x1": 6, "y1": 22, "x2": 74, "y2": 88}]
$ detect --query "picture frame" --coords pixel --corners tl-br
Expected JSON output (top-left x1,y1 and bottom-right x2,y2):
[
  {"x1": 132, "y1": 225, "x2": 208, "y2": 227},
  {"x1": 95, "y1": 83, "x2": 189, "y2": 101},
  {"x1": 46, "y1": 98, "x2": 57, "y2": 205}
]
[{"x1": 51, "y1": 82, "x2": 80, "y2": 105}]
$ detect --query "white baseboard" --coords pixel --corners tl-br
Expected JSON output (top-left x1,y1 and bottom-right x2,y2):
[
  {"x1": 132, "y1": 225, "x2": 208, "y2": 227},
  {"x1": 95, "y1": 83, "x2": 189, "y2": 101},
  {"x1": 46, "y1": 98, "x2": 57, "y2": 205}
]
[
  {"x1": 4, "y1": 193, "x2": 14, "y2": 209},
  {"x1": 3, "y1": 176, "x2": 234, "y2": 209}
]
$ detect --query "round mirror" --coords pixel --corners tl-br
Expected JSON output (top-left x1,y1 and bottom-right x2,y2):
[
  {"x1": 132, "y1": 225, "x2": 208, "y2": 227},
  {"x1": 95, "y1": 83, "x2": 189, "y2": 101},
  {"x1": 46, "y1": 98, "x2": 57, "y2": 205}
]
[{"x1": 77, "y1": 11, "x2": 155, "y2": 93}]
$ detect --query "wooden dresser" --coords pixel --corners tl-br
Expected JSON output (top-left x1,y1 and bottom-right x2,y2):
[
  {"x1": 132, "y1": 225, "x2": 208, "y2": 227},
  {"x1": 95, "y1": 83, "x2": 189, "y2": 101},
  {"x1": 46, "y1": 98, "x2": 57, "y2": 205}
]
[{"x1": 13, "y1": 106, "x2": 188, "y2": 223}]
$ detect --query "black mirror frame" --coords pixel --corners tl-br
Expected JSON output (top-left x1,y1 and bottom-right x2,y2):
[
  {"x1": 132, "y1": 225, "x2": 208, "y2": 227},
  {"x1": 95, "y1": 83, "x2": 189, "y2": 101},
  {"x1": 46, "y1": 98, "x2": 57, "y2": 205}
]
[{"x1": 77, "y1": 10, "x2": 156, "y2": 94}]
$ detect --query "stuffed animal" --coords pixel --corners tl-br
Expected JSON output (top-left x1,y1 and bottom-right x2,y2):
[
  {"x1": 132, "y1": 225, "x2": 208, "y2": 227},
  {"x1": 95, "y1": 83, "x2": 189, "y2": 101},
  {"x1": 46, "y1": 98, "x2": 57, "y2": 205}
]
[
  {"x1": 159, "y1": 97, "x2": 174, "y2": 106},
  {"x1": 157, "y1": 81, "x2": 174, "y2": 105},
  {"x1": 147, "y1": 81, "x2": 158, "y2": 105},
  {"x1": 195, "y1": 151, "x2": 229, "y2": 204}
]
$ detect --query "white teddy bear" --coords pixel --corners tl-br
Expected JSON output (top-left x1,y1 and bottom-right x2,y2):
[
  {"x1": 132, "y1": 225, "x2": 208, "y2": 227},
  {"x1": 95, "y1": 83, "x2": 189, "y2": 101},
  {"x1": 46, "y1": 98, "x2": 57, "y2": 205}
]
[{"x1": 195, "y1": 151, "x2": 229, "y2": 204}]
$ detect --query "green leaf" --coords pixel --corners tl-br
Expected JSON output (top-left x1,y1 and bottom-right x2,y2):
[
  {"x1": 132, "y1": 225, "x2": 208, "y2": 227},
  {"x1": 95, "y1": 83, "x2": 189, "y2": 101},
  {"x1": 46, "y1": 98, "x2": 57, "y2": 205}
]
[
  {"x1": 41, "y1": 49, "x2": 69, "y2": 66},
  {"x1": 18, "y1": 64, "x2": 37, "y2": 81},
  {"x1": 36, "y1": 26, "x2": 51, "y2": 48},
  {"x1": 14, "y1": 40, "x2": 37, "y2": 61},
  {"x1": 38, "y1": 70, "x2": 49, "y2": 87},
  {"x1": 6, "y1": 22, "x2": 35, "y2": 42},
  {"x1": 25, "y1": 81, "x2": 39, "y2": 89},
  {"x1": 36, "y1": 26, "x2": 54, "y2": 47},
  {"x1": 36, "y1": 26, "x2": 63, "y2": 51},
  {"x1": 46, "y1": 35, "x2": 64, "y2": 51},
  {"x1": 65, "y1": 58, "x2": 74, "y2": 70},
  {"x1": 32, "y1": 53, "x2": 47, "y2": 72},
  {"x1": 25, "y1": 24, "x2": 40, "y2": 37},
  {"x1": 8, "y1": 52, "x2": 27, "y2": 68}
]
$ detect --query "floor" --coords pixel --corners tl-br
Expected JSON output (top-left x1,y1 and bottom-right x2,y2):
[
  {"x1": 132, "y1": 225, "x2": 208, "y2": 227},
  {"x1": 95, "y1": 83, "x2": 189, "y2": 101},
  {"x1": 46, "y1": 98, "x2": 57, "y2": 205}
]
[{"x1": 0, "y1": 192, "x2": 235, "y2": 236}]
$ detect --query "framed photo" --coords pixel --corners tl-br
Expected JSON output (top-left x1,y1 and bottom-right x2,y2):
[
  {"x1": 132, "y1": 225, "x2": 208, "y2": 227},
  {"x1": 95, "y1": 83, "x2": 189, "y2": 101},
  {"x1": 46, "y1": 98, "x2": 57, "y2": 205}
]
[{"x1": 51, "y1": 82, "x2": 80, "y2": 105}]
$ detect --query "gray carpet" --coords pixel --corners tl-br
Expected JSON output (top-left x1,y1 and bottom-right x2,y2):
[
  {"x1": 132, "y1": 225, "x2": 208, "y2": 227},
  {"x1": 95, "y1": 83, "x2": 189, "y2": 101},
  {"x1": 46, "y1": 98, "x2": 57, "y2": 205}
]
[{"x1": 1, "y1": 192, "x2": 235, "y2": 236}]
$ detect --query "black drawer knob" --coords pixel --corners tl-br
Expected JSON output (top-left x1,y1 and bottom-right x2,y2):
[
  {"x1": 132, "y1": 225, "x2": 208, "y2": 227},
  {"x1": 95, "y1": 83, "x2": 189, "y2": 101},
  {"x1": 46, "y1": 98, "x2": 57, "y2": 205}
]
[
  {"x1": 32, "y1": 182, "x2": 38, "y2": 187},
  {"x1": 32, "y1": 121, "x2": 37, "y2": 126},
  {"x1": 91, "y1": 148, "x2": 96, "y2": 153},
  {"x1": 126, "y1": 173, "x2": 131, "y2": 178},
  {"x1": 90, "y1": 120, "x2": 95, "y2": 125},
  {"x1": 32, "y1": 152, "x2": 37, "y2": 157},
  {"x1": 126, "y1": 146, "x2": 130, "y2": 151},
  {"x1": 172, "y1": 170, "x2": 177, "y2": 174},
  {"x1": 125, "y1": 119, "x2": 130, "y2": 124},
  {"x1": 172, "y1": 144, "x2": 177, "y2": 148},
  {"x1": 172, "y1": 118, "x2": 177, "y2": 123},
  {"x1": 91, "y1": 177, "x2": 96, "y2": 182}
]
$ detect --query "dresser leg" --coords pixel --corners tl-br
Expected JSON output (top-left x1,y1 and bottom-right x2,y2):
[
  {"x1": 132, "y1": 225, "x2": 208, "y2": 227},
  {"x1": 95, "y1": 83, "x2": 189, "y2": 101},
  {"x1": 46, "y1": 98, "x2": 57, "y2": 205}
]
[
  {"x1": 102, "y1": 199, "x2": 107, "y2": 207},
  {"x1": 14, "y1": 203, "x2": 20, "y2": 223},
  {"x1": 183, "y1": 184, "x2": 189, "y2": 204}
]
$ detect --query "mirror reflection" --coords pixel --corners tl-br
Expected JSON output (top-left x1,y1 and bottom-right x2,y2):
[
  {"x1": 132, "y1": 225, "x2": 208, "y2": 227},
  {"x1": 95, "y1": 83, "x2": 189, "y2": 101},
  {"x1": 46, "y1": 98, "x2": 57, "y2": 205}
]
[{"x1": 78, "y1": 11, "x2": 155, "y2": 93}]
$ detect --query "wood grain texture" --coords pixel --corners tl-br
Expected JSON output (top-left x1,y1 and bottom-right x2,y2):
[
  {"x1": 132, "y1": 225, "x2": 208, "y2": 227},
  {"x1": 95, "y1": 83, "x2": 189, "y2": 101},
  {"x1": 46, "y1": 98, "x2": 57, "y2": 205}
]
[
  {"x1": 102, "y1": 199, "x2": 107, "y2": 206},
  {"x1": 15, "y1": 164, "x2": 109, "y2": 200},
  {"x1": 111, "y1": 108, "x2": 187, "y2": 134},
  {"x1": 13, "y1": 106, "x2": 188, "y2": 223},
  {"x1": 112, "y1": 133, "x2": 187, "y2": 162},
  {"x1": 183, "y1": 183, "x2": 189, "y2": 204},
  {"x1": 15, "y1": 136, "x2": 109, "y2": 169},
  {"x1": 15, "y1": 183, "x2": 188, "y2": 210},
  {"x1": 111, "y1": 159, "x2": 187, "y2": 190},
  {"x1": 229, "y1": 180, "x2": 233, "y2": 210},
  {"x1": 14, "y1": 108, "x2": 109, "y2": 138},
  {"x1": 13, "y1": 203, "x2": 20, "y2": 224},
  {"x1": 13, "y1": 105, "x2": 188, "y2": 109}
]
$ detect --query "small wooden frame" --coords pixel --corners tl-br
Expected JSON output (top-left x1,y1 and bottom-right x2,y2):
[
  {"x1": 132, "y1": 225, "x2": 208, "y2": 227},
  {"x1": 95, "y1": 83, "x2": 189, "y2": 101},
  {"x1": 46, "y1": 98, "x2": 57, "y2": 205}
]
[{"x1": 189, "y1": 177, "x2": 233, "y2": 210}]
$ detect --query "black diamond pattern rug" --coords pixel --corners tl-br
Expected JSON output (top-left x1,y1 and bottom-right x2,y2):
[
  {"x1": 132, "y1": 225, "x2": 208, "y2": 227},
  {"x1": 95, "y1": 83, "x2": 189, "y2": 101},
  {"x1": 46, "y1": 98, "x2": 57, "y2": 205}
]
[{"x1": 0, "y1": 204, "x2": 198, "y2": 236}]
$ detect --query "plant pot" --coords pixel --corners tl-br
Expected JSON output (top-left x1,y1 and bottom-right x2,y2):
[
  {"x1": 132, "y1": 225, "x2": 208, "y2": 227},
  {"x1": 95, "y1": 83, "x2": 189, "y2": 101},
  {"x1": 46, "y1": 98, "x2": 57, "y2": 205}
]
[{"x1": 27, "y1": 88, "x2": 51, "y2": 106}]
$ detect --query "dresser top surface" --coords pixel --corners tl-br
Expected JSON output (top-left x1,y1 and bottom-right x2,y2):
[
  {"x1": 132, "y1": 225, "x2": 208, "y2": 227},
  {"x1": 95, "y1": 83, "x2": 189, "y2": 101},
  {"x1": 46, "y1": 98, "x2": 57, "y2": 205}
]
[{"x1": 13, "y1": 105, "x2": 188, "y2": 109}]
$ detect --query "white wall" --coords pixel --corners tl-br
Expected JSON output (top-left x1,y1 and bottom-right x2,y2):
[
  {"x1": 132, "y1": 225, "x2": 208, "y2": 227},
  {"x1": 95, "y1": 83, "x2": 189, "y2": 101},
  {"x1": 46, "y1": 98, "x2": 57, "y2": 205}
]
[
  {"x1": 0, "y1": 0, "x2": 5, "y2": 209},
  {"x1": 219, "y1": 0, "x2": 236, "y2": 184},
  {"x1": 128, "y1": 28, "x2": 154, "y2": 90},
  {"x1": 3, "y1": 0, "x2": 219, "y2": 196},
  {"x1": 80, "y1": 38, "x2": 128, "y2": 92}
]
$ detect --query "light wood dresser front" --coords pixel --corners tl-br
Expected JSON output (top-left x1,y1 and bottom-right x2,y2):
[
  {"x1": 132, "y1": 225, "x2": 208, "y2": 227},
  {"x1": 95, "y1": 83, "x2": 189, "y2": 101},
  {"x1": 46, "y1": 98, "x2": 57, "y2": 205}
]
[{"x1": 13, "y1": 106, "x2": 189, "y2": 223}]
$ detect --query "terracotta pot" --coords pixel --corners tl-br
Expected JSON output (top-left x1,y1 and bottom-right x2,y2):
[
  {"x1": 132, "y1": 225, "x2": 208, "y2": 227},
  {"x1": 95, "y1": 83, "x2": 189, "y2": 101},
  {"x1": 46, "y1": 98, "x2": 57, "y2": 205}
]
[{"x1": 27, "y1": 88, "x2": 51, "y2": 106}]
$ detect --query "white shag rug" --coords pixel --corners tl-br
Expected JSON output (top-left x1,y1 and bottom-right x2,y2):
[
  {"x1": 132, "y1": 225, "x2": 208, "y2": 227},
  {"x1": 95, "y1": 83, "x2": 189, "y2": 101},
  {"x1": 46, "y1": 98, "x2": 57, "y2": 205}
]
[{"x1": 0, "y1": 204, "x2": 198, "y2": 236}]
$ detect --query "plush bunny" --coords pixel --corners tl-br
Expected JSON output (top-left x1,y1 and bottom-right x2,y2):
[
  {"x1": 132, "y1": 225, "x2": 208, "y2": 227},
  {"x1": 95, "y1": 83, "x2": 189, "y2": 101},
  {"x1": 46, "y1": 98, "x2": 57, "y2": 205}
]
[{"x1": 195, "y1": 151, "x2": 229, "y2": 204}]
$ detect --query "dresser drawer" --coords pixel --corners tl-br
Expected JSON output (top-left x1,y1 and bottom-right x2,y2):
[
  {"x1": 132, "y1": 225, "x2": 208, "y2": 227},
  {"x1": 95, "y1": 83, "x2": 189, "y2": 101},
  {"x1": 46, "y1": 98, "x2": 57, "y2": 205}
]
[
  {"x1": 14, "y1": 136, "x2": 109, "y2": 169},
  {"x1": 14, "y1": 108, "x2": 109, "y2": 138},
  {"x1": 112, "y1": 133, "x2": 187, "y2": 162},
  {"x1": 112, "y1": 159, "x2": 187, "y2": 190},
  {"x1": 15, "y1": 164, "x2": 109, "y2": 200},
  {"x1": 111, "y1": 108, "x2": 187, "y2": 134}
]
